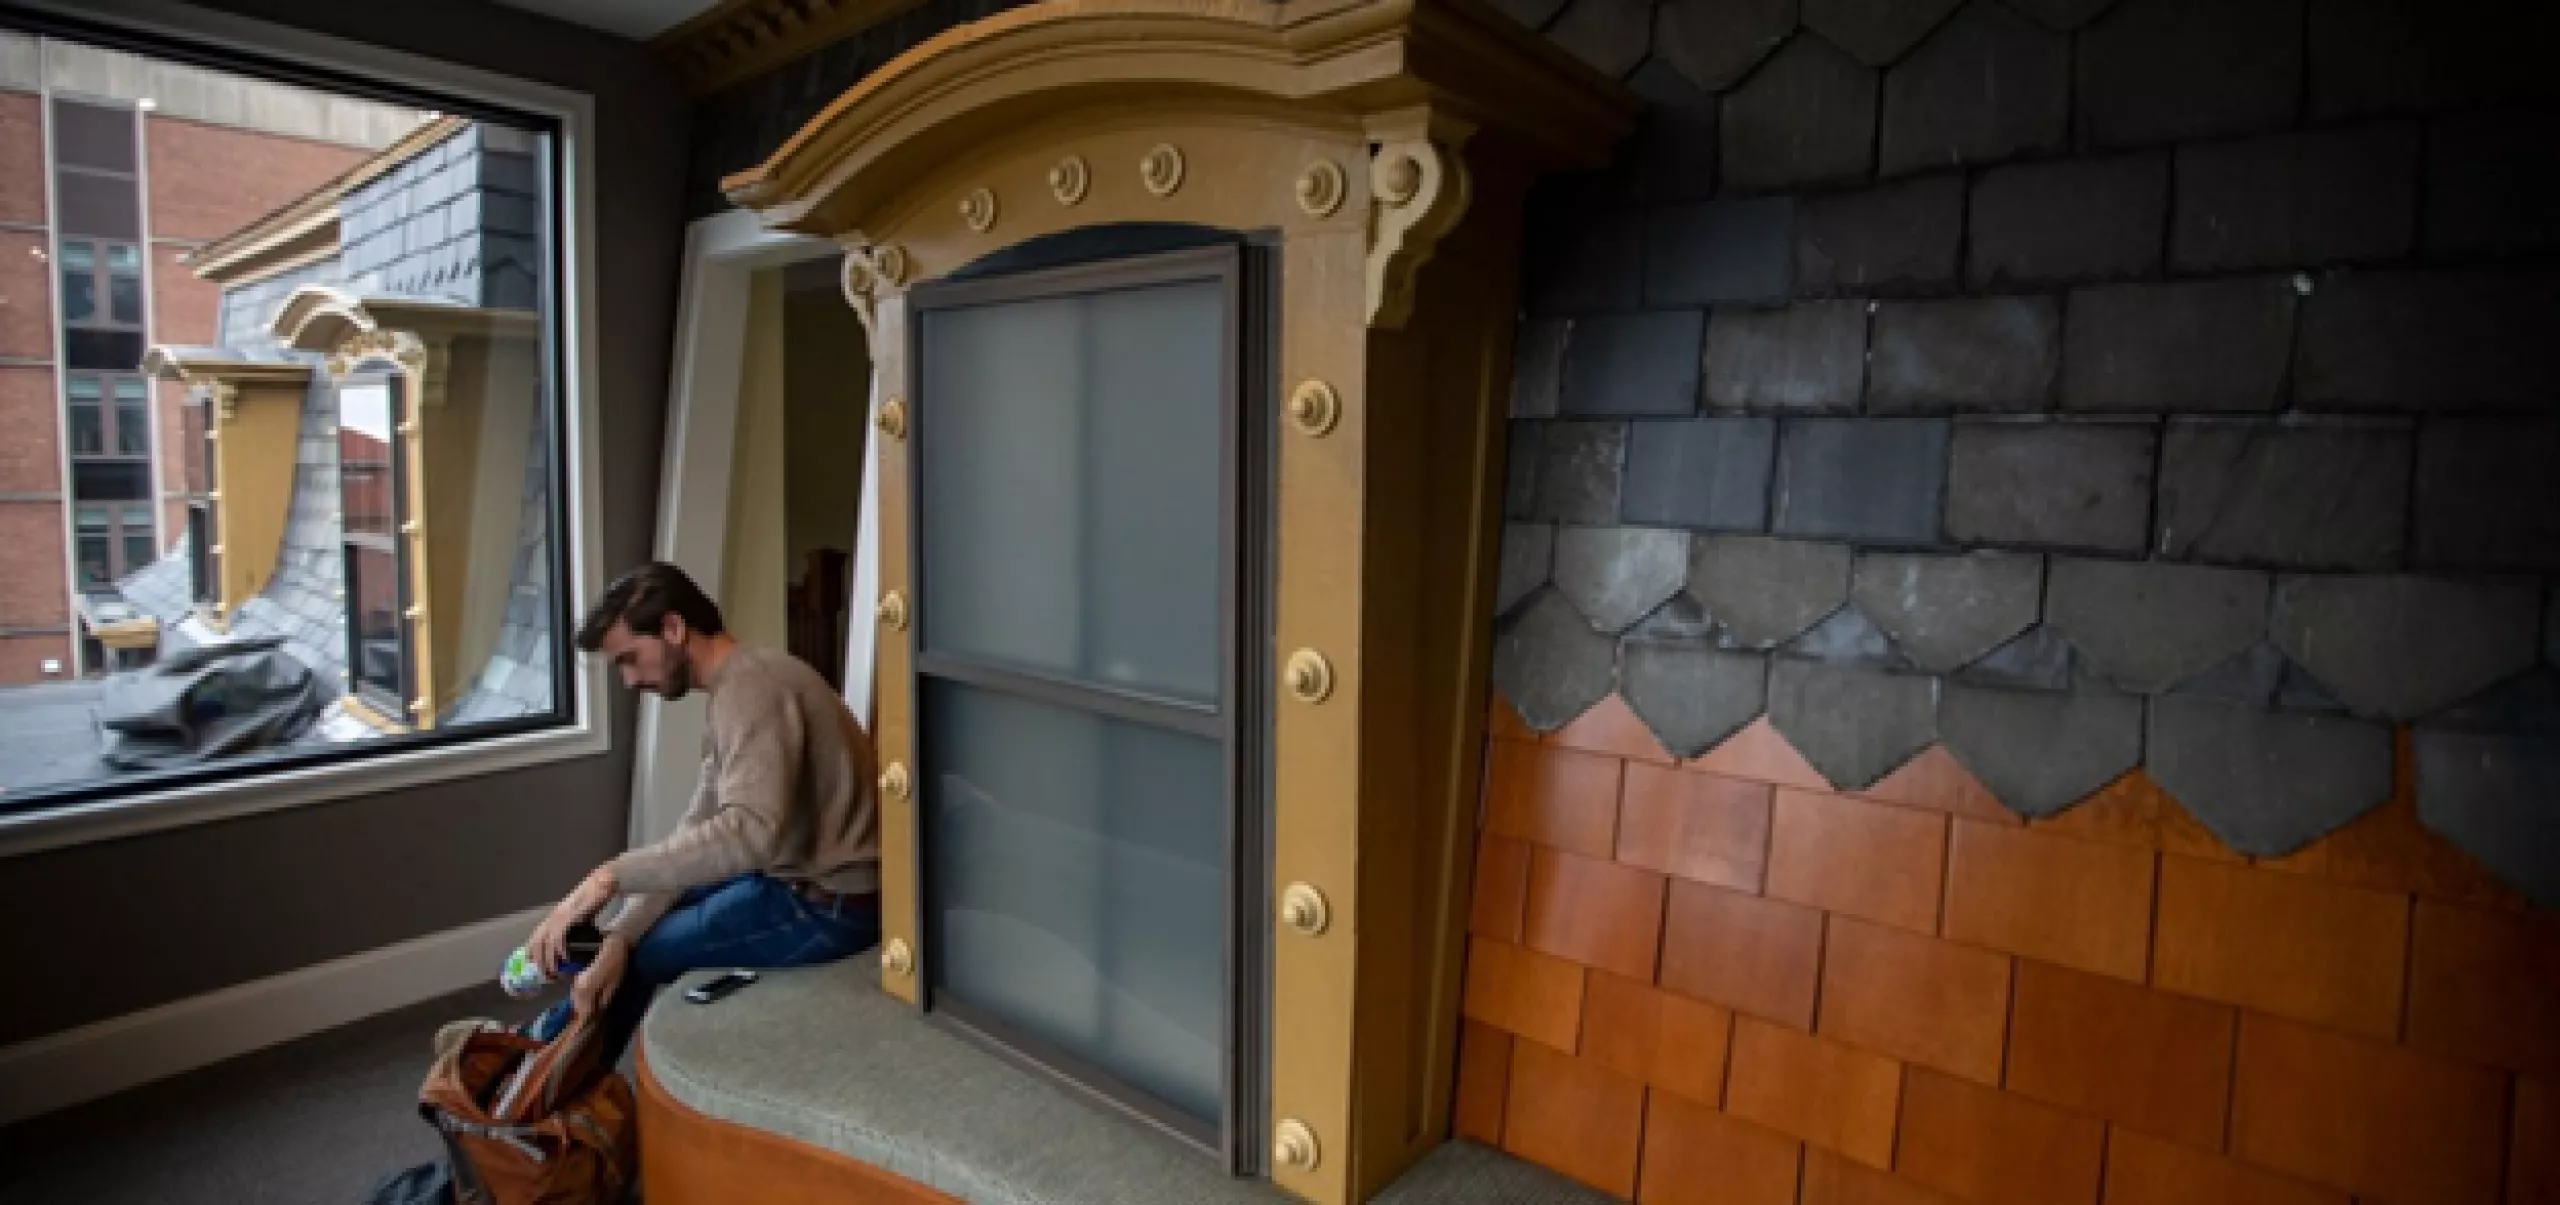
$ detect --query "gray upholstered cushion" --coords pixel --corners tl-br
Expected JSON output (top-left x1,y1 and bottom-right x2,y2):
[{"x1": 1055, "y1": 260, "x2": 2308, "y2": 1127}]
[{"x1": 642, "y1": 960, "x2": 1614, "y2": 1204}]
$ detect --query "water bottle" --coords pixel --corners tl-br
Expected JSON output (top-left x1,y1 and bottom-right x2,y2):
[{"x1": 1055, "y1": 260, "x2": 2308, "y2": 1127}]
[{"x1": 498, "y1": 921, "x2": 605, "y2": 998}]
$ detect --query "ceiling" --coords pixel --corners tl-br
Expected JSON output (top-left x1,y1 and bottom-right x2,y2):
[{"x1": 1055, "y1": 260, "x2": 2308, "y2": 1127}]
[{"x1": 489, "y1": 0, "x2": 722, "y2": 40}]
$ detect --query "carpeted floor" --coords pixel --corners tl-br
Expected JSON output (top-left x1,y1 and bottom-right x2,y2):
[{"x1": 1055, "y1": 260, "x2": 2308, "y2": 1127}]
[{"x1": 0, "y1": 984, "x2": 545, "y2": 1205}]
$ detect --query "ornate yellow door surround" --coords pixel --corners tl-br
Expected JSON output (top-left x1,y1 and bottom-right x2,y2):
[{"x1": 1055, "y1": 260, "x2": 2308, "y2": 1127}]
[{"x1": 724, "y1": 2, "x2": 1634, "y2": 1199}]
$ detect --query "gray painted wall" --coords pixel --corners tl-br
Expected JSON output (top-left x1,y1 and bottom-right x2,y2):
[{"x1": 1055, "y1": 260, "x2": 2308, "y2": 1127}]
[{"x1": 0, "y1": 0, "x2": 686, "y2": 1047}]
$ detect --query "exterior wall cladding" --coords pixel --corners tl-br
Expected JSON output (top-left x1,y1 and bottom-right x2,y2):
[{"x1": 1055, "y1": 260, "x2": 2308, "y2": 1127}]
[
  {"x1": 122, "y1": 123, "x2": 557, "y2": 726},
  {"x1": 681, "y1": 1, "x2": 2560, "y2": 1202},
  {"x1": 1464, "y1": 0, "x2": 2560, "y2": 1203}
]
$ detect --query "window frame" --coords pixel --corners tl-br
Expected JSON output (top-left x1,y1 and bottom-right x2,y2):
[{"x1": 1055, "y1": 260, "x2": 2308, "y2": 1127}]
[
  {"x1": 65, "y1": 372, "x2": 153, "y2": 461},
  {"x1": 904, "y1": 239, "x2": 1275, "y2": 1172},
  {"x1": 57, "y1": 237, "x2": 146, "y2": 331},
  {"x1": 0, "y1": 1, "x2": 612, "y2": 858},
  {"x1": 335, "y1": 368, "x2": 417, "y2": 720}
]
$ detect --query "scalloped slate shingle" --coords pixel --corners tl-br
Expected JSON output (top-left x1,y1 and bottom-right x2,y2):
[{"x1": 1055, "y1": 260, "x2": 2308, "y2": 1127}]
[
  {"x1": 1941, "y1": 681, "x2": 2145, "y2": 816},
  {"x1": 1555, "y1": 526, "x2": 1690, "y2": 633},
  {"x1": 1720, "y1": 31, "x2": 1881, "y2": 192},
  {"x1": 2145, "y1": 694, "x2": 2393, "y2": 856},
  {"x1": 1849, "y1": 551, "x2": 2043, "y2": 672},
  {"x1": 2413, "y1": 673, "x2": 2560, "y2": 906},
  {"x1": 2271, "y1": 574, "x2": 2543, "y2": 721},
  {"x1": 1498, "y1": 524, "x2": 1555, "y2": 616},
  {"x1": 1624, "y1": 644, "x2": 1771, "y2": 756},
  {"x1": 1804, "y1": 0, "x2": 1960, "y2": 66},
  {"x1": 1655, "y1": 0, "x2": 1801, "y2": 92},
  {"x1": 1549, "y1": 0, "x2": 1655, "y2": 78},
  {"x1": 1689, "y1": 535, "x2": 1852, "y2": 647},
  {"x1": 2046, "y1": 558, "x2": 2269, "y2": 694},
  {"x1": 1767, "y1": 657, "x2": 1939, "y2": 788},
  {"x1": 1493, "y1": 590, "x2": 1618, "y2": 731},
  {"x1": 1878, "y1": 0, "x2": 2069, "y2": 174}
]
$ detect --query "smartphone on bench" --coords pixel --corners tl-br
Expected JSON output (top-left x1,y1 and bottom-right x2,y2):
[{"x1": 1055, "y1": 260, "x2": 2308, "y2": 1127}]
[{"x1": 683, "y1": 969, "x2": 758, "y2": 1005}]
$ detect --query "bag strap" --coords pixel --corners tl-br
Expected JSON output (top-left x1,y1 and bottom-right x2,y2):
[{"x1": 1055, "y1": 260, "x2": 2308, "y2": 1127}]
[{"x1": 486, "y1": 1011, "x2": 607, "y2": 1124}]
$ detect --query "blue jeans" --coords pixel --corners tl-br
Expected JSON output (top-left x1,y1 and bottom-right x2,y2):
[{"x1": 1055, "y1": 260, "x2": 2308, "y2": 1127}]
[{"x1": 527, "y1": 873, "x2": 877, "y2": 1066}]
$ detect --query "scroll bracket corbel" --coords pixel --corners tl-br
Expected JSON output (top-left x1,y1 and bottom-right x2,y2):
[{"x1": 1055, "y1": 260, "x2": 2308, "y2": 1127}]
[{"x1": 1364, "y1": 112, "x2": 1475, "y2": 329}]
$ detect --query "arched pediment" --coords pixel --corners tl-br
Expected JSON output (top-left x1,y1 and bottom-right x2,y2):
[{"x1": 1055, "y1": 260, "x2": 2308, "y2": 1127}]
[
  {"x1": 722, "y1": 0, "x2": 1637, "y2": 244},
  {"x1": 270, "y1": 285, "x2": 376, "y2": 353}
]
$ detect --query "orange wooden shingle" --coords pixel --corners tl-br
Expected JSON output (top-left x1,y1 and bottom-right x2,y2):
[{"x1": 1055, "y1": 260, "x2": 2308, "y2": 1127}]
[
  {"x1": 1453, "y1": 1018, "x2": 1513, "y2": 1146},
  {"x1": 1855, "y1": 745, "x2": 2020, "y2": 826},
  {"x1": 1484, "y1": 741, "x2": 1622, "y2": 860},
  {"x1": 1800, "y1": 1149, "x2": 1964, "y2": 1205},
  {"x1": 1689, "y1": 716, "x2": 1833, "y2": 791},
  {"x1": 1462, "y1": 936, "x2": 1585, "y2": 1053},
  {"x1": 2231, "y1": 1012, "x2": 2510, "y2": 1205},
  {"x1": 1583, "y1": 970, "x2": 1733, "y2": 1106},
  {"x1": 2152, "y1": 855, "x2": 2412, "y2": 1041},
  {"x1": 2002, "y1": 958, "x2": 2235, "y2": 1151},
  {"x1": 1548, "y1": 693, "x2": 1679, "y2": 764},
  {"x1": 2515, "y1": 1076, "x2": 2558, "y2": 1205},
  {"x1": 1816, "y1": 916, "x2": 2012, "y2": 1085},
  {"x1": 1766, "y1": 788, "x2": 1948, "y2": 934},
  {"x1": 1502, "y1": 1039, "x2": 1647, "y2": 1198},
  {"x1": 1725, "y1": 1015, "x2": 1904, "y2": 1169},
  {"x1": 2407, "y1": 899, "x2": 2560, "y2": 1080},
  {"x1": 1894, "y1": 1068, "x2": 2104, "y2": 1205},
  {"x1": 1617, "y1": 763, "x2": 1773, "y2": 893},
  {"x1": 1660, "y1": 880, "x2": 1825, "y2": 1030},
  {"x1": 1489, "y1": 694, "x2": 1541, "y2": 745},
  {"x1": 1639, "y1": 1091, "x2": 1803, "y2": 1205},
  {"x1": 1469, "y1": 834, "x2": 1533, "y2": 942},
  {"x1": 1524, "y1": 846, "x2": 1669, "y2": 981},
  {"x1": 1941, "y1": 819, "x2": 2155, "y2": 982},
  {"x1": 2102, "y1": 1125, "x2": 2348, "y2": 1205},
  {"x1": 2031, "y1": 769, "x2": 2243, "y2": 863}
]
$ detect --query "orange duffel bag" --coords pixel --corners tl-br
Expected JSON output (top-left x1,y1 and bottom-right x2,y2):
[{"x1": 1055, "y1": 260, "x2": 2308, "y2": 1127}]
[{"x1": 418, "y1": 1013, "x2": 638, "y2": 1204}]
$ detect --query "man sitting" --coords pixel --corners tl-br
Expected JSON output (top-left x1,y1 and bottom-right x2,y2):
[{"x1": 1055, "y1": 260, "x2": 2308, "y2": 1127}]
[{"x1": 520, "y1": 561, "x2": 880, "y2": 1064}]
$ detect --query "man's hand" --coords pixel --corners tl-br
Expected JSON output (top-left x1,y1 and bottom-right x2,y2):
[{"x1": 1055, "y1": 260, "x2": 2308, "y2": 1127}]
[
  {"x1": 571, "y1": 933, "x2": 631, "y2": 1019},
  {"x1": 527, "y1": 862, "x2": 619, "y2": 974}
]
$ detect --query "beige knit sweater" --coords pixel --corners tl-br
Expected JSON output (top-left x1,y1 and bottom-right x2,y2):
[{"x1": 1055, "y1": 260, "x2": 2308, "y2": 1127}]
[{"x1": 606, "y1": 645, "x2": 880, "y2": 937}]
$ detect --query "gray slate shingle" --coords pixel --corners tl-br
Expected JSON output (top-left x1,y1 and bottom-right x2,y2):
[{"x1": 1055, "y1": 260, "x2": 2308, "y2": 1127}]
[
  {"x1": 1968, "y1": 153, "x2": 2167, "y2": 289},
  {"x1": 2147, "y1": 694, "x2": 2393, "y2": 856},
  {"x1": 1868, "y1": 296, "x2": 2060, "y2": 413},
  {"x1": 1848, "y1": 551, "x2": 2044, "y2": 673},
  {"x1": 1704, "y1": 302, "x2": 1867, "y2": 413},
  {"x1": 1767, "y1": 657, "x2": 1938, "y2": 789},
  {"x1": 1563, "y1": 311, "x2": 1705, "y2": 417},
  {"x1": 1497, "y1": 524, "x2": 1555, "y2": 616},
  {"x1": 2153, "y1": 419, "x2": 2411, "y2": 570},
  {"x1": 1795, "y1": 174, "x2": 1963, "y2": 298},
  {"x1": 1942, "y1": 682, "x2": 2145, "y2": 817},
  {"x1": 1719, "y1": 31, "x2": 1880, "y2": 193},
  {"x1": 1493, "y1": 590, "x2": 1619, "y2": 731},
  {"x1": 1621, "y1": 417, "x2": 1777, "y2": 532},
  {"x1": 1772, "y1": 417, "x2": 1949, "y2": 546},
  {"x1": 1555, "y1": 526, "x2": 1691, "y2": 633},
  {"x1": 1804, "y1": 0, "x2": 1960, "y2": 66},
  {"x1": 2046, "y1": 558, "x2": 2269, "y2": 694},
  {"x1": 2060, "y1": 278, "x2": 2297, "y2": 413},
  {"x1": 1878, "y1": 0, "x2": 2069, "y2": 174},
  {"x1": 2171, "y1": 123, "x2": 2418, "y2": 273},
  {"x1": 2294, "y1": 271, "x2": 2560, "y2": 414},
  {"x1": 1623, "y1": 644, "x2": 1770, "y2": 757},
  {"x1": 2411, "y1": 419, "x2": 2560, "y2": 574},
  {"x1": 1945, "y1": 419, "x2": 2155, "y2": 554},
  {"x1": 2075, "y1": 0, "x2": 2303, "y2": 148},
  {"x1": 2270, "y1": 574, "x2": 2543, "y2": 722},
  {"x1": 1688, "y1": 535, "x2": 1853, "y2": 648}
]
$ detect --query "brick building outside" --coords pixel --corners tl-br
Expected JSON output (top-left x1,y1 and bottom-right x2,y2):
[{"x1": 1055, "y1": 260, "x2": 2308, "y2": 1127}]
[{"x1": 0, "y1": 30, "x2": 424, "y2": 687}]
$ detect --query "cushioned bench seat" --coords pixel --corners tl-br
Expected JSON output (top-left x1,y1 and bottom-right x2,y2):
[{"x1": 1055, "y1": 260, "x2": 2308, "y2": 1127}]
[{"x1": 640, "y1": 962, "x2": 1614, "y2": 1204}]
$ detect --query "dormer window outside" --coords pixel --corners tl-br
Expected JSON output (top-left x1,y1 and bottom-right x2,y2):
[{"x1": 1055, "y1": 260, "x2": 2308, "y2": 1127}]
[{"x1": 337, "y1": 372, "x2": 414, "y2": 718}]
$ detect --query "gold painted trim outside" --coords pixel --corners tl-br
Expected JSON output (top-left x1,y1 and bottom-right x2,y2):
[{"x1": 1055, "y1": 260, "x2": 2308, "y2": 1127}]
[{"x1": 724, "y1": 4, "x2": 1632, "y2": 1197}]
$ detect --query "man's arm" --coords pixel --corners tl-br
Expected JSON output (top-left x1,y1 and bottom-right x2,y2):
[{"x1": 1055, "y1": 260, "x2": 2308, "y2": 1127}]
[
  {"x1": 609, "y1": 680, "x2": 807, "y2": 896},
  {"x1": 601, "y1": 752, "x2": 720, "y2": 938}
]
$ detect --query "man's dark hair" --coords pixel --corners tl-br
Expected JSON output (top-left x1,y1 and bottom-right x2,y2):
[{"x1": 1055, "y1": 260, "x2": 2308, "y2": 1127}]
[{"x1": 577, "y1": 561, "x2": 726, "y2": 652}]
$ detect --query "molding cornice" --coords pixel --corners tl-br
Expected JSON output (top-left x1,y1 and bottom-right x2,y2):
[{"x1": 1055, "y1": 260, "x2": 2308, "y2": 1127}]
[
  {"x1": 720, "y1": 0, "x2": 1637, "y2": 235},
  {"x1": 653, "y1": 0, "x2": 932, "y2": 97}
]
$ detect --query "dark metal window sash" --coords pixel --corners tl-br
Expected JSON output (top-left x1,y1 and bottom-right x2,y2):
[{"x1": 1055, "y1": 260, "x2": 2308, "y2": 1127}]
[{"x1": 905, "y1": 240, "x2": 1271, "y2": 1174}]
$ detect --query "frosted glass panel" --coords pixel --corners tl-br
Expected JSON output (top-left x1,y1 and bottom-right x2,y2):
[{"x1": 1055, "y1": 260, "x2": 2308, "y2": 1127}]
[
  {"x1": 918, "y1": 280, "x2": 1225, "y2": 703},
  {"x1": 923, "y1": 679, "x2": 1224, "y2": 1123}
]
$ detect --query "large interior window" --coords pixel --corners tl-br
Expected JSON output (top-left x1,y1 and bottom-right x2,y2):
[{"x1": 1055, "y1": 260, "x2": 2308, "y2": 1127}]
[
  {"x1": 910, "y1": 241, "x2": 1269, "y2": 1165},
  {"x1": 337, "y1": 374, "x2": 413, "y2": 717},
  {"x1": 0, "y1": 10, "x2": 590, "y2": 821}
]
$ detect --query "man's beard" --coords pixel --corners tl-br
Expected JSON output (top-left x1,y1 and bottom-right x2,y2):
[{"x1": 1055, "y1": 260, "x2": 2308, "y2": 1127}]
[{"x1": 658, "y1": 647, "x2": 693, "y2": 700}]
